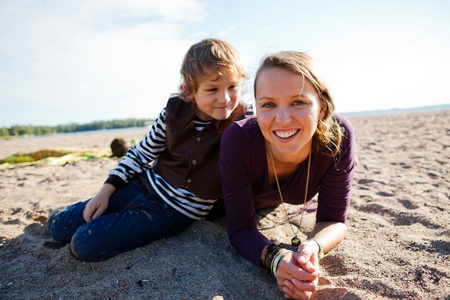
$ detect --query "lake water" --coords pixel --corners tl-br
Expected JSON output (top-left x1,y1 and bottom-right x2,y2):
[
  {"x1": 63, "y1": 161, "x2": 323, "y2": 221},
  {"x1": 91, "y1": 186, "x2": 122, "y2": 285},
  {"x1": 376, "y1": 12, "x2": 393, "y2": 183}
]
[
  {"x1": 8, "y1": 103, "x2": 450, "y2": 141},
  {"x1": 339, "y1": 103, "x2": 450, "y2": 117}
]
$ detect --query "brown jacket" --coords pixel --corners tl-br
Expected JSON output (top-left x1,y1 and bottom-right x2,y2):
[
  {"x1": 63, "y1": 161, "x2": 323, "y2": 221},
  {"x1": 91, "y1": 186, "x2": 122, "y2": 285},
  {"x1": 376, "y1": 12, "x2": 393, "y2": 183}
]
[{"x1": 153, "y1": 96, "x2": 247, "y2": 199}]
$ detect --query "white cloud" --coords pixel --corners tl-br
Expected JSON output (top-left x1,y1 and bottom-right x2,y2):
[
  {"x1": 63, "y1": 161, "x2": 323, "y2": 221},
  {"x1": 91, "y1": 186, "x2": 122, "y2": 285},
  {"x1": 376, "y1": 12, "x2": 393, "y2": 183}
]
[
  {"x1": 0, "y1": 0, "x2": 209, "y2": 126},
  {"x1": 80, "y1": 0, "x2": 207, "y2": 22}
]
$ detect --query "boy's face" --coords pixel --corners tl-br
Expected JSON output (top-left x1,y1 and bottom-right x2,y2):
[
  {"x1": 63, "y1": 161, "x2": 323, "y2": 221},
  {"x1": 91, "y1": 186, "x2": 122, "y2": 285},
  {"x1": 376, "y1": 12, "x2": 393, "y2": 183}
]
[{"x1": 191, "y1": 72, "x2": 241, "y2": 121}]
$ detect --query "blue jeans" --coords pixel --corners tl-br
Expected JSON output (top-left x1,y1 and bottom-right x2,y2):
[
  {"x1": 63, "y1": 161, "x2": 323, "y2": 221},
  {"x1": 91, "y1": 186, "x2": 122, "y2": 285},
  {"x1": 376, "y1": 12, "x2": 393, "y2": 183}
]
[{"x1": 47, "y1": 178, "x2": 194, "y2": 262}]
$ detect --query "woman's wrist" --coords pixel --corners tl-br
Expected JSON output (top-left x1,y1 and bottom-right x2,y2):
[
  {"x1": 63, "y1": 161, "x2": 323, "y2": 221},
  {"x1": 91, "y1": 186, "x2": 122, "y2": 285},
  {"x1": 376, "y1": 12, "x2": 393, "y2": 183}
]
[
  {"x1": 260, "y1": 244, "x2": 293, "y2": 279},
  {"x1": 272, "y1": 249, "x2": 292, "y2": 279},
  {"x1": 304, "y1": 238, "x2": 324, "y2": 260}
]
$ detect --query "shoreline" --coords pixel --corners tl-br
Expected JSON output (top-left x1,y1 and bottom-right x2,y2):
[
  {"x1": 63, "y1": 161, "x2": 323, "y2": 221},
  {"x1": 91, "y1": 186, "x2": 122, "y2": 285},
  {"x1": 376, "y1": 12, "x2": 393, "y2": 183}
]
[{"x1": 2, "y1": 103, "x2": 449, "y2": 140}]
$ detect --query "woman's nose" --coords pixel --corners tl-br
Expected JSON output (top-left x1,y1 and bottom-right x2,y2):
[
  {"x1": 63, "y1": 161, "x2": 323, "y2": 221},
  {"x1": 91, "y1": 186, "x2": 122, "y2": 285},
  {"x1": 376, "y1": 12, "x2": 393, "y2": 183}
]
[{"x1": 275, "y1": 106, "x2": 292, "y2": 123}]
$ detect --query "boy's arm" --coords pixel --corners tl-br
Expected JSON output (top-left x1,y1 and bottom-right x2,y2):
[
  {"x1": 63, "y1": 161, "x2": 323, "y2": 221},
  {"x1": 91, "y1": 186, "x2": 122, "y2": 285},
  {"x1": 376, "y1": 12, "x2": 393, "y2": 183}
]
[{"x1": 107, "y1": 108, "x2": 167, "y2": 190}]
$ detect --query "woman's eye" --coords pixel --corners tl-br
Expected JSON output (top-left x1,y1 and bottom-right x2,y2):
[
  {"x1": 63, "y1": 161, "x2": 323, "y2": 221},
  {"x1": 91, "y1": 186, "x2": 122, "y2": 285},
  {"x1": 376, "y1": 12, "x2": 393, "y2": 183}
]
[
  {"x1": 261, "y1": 102, "x2": 275, "y2": 108},
  {"x1": 293, "y1": 100, "x2": 306, "y2": 106}
]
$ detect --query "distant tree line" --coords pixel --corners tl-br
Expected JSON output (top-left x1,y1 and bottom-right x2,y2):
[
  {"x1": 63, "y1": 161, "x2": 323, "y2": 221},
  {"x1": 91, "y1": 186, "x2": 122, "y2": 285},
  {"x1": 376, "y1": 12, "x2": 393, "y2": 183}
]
[{"x1": 0, "y1": 118, "x2": 153, "y2": 137}]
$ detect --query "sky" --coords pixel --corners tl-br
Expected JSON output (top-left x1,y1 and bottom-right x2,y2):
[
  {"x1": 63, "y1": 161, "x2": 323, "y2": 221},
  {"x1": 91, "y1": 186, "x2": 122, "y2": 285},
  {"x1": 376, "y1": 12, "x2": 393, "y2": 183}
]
[{"x1": 1, "y1": 0, "x2": 449, "y2": 127}]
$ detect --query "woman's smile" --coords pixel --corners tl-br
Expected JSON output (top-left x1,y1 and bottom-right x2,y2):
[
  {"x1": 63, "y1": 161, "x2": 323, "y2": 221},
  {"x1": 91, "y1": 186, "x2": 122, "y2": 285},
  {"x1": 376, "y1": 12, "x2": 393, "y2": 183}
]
[{"x1": 274, "y1": 129, "x2": 299, "y2": 139}]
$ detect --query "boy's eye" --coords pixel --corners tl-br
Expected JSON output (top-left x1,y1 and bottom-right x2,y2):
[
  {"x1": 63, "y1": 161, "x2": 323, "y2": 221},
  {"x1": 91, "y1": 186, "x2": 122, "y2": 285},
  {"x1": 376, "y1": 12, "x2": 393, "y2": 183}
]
[
  {"x1": 207, "y1": 88, "x2": 217, "y2": 92},
  {"x1": 228, "y1": 85, "x2": 237, "y2": 90}
]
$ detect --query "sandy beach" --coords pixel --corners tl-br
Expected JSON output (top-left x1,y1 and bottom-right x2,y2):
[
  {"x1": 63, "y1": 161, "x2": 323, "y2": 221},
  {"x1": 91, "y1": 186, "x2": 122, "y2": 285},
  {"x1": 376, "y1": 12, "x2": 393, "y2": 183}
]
[{"x1": 0, "y1": 110, "x2": 449, "y2": 299}]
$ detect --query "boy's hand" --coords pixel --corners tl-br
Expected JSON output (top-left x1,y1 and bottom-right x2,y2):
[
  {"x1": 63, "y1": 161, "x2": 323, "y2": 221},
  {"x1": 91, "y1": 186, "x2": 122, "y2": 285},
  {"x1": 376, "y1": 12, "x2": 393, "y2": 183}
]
[{"x1": 83, "y1": 183, "x2": 116, "y2": 222}]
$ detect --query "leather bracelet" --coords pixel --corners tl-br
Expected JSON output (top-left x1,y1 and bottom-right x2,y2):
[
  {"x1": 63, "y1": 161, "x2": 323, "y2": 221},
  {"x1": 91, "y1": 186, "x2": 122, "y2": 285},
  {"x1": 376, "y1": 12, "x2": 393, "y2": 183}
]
[{"x1": 305, "y1": 238, "x2": 324, "y2": 260}]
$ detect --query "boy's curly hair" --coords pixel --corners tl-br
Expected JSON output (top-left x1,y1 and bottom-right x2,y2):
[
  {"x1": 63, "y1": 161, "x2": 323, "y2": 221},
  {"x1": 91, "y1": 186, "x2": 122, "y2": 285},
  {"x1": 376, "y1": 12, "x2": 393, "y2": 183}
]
[{"x1": 179, "y1": 38, "x2": 246, "y2": 101}]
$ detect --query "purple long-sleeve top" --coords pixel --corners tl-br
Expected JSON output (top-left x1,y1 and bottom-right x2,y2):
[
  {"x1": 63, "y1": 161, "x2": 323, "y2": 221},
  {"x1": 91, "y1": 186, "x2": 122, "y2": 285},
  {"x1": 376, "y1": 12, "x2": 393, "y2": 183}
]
[{"x1": 219, "y1": 115, "x2": 356, "y2": 265}]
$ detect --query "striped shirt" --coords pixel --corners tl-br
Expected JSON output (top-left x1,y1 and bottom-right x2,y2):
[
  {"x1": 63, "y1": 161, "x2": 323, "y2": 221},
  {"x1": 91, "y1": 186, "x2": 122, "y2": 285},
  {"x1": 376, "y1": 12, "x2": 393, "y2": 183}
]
[{"x1": 108, "y1": 104, "x2": 253, "y2": 220}]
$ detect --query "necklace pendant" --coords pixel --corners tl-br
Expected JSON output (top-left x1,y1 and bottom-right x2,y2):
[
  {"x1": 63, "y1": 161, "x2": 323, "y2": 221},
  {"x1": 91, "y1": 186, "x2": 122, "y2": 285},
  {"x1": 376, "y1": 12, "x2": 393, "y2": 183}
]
[{"x1": 291, "y1": 237, "x2": 301, "y2": 246}]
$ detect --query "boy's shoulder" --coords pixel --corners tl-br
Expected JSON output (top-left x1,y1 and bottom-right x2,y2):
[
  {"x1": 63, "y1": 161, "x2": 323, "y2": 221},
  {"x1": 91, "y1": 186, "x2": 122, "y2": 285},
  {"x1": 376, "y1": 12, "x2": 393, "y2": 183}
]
[
  {"x1": 164, "y1": 94, "x2": 194, "y2": 132},
  {"x1": 168, "y1": 93, "x2": 181, "y2": 100},
  {"x1": 167, "y1": 94, "x2": 183, "y2": 103},
  {"x1": 166, "y1": 94, "x2": 190, "y2": 111}
]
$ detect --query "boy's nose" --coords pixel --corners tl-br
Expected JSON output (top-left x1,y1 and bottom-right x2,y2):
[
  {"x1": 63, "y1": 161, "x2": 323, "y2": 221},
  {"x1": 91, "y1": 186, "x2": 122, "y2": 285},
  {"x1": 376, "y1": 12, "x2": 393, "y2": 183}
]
[{"x1": 218, "y1": 91, "x2": 231, "y2": 103}]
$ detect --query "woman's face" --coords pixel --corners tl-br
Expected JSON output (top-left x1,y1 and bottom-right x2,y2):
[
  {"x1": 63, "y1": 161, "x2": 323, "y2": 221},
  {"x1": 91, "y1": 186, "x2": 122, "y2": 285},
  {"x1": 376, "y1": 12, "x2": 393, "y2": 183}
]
[{"x1": 255, "y1": 67, "x2": 326, "y2": 163}]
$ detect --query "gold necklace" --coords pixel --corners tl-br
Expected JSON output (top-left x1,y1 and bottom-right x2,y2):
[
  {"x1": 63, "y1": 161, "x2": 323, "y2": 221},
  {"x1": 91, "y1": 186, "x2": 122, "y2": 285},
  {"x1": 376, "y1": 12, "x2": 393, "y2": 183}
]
[{"x1": 267, "y1": 142, "x2": 311, "y2": 247}]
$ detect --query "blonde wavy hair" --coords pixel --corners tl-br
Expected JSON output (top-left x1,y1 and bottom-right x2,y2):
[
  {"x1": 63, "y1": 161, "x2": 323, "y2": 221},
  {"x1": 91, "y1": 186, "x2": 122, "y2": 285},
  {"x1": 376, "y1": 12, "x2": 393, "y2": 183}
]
[{"x1": 254, "y1": 51, "x2": 343, "y2": 157}]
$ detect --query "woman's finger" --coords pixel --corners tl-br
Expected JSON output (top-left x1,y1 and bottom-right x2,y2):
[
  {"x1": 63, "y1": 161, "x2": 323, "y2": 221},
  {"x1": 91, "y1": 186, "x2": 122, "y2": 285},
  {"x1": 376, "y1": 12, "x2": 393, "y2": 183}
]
[{"x1": 282, "y1": 279, "x2": 313, "y2": 299}]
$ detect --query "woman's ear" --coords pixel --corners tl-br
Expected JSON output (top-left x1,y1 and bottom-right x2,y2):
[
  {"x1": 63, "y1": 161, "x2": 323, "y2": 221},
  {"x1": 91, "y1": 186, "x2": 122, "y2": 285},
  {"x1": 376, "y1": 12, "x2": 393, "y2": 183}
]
[{"x1": 319, "y1": 98, "x2": 328, "y2": 120}]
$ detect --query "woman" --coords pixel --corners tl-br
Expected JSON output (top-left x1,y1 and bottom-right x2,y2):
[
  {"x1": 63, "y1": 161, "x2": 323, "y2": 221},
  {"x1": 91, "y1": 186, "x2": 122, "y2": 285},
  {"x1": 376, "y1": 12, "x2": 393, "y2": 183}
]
[{"x1": 219, "y1": 51, "x2": 356, "y2": 299}]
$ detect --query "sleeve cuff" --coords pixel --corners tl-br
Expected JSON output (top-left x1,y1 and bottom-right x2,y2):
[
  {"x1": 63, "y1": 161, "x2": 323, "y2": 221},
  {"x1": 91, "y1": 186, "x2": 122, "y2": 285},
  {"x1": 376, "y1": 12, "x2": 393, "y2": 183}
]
[{"x1": 105, "y1": 175, "x2": 127, "y2": 190}]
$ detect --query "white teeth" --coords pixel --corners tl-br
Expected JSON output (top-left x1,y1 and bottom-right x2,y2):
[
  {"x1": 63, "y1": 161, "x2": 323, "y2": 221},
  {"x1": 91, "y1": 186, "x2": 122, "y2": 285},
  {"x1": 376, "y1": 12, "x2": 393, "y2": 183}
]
[{"x1": 275, "y1": 130, "x2": 297, "y2": 138}]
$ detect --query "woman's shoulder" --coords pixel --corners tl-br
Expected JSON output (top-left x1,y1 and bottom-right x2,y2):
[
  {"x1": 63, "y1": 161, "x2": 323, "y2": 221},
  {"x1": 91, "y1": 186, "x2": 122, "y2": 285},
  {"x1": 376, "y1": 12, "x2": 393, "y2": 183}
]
[
  {"x1": 332, "y1": 114, "x2": 356, "y2": 160},
  {"x1": 333, "y1": 114, "x2": 353, "y2": 131},
  {"x1": 222, "y1": 116, "x2": 261, "y2": 147},
  {"x1": 333, "y1": 114, "x2": 355, "y2": 142},
  {"x1": 225, "y1": 116, "x2": 259, "y2": 135}
]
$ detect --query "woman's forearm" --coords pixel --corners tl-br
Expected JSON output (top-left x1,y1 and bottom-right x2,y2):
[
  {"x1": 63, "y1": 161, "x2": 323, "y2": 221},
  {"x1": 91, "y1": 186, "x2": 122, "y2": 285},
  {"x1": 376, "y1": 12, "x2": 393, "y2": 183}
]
[{"x1": 308, "y1": 221, "x2": 347, "y2": 254}]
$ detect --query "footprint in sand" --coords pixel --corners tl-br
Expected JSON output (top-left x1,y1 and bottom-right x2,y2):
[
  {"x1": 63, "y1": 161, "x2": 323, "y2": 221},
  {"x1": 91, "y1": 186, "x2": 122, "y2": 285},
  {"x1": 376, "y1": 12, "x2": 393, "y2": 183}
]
[
  {"x1": 427, "y1": 172, "x2": 439, "y2": 179},
  {"x1": 377, "y1": 191, "x2": 394, "y2": 197},
  {"x1": 320, "y1": 255, "x2": 348, "y2": 276},
  {"x1": 393, "y1": 213, "x2": 441, "y2": 229},
  {"x1": 312, "y1": 288, "x2": 363, "y2": 300},
  {"x1": 4, "y1": 218, "x2": 23, "y2": 225},
  {"x1": 397, "y1": 199, "x2": 419, "y2": 210}
]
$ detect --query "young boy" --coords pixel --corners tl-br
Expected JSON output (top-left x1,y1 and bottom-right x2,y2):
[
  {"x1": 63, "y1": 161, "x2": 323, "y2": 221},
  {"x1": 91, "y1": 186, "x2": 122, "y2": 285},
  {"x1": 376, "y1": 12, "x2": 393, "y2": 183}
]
[{"x1": 48, "y1": 38, "x2": 251, "y2": 262}]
